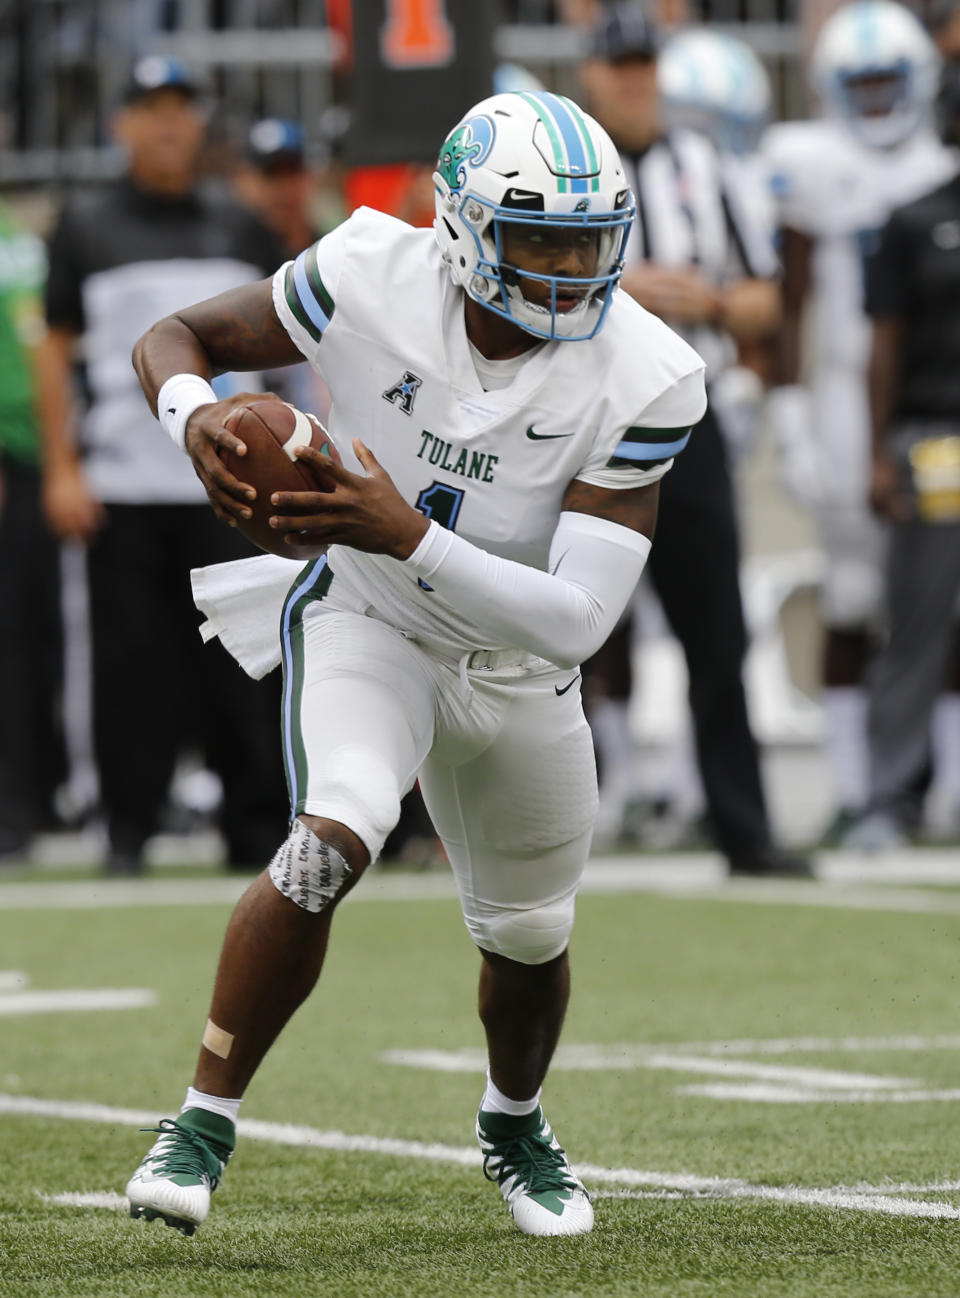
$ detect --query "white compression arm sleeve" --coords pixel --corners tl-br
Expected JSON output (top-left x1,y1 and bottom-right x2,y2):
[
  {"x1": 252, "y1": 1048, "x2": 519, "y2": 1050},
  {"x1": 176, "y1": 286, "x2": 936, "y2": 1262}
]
[{"x1": 402, "y1": 510, "x2": 652, "y2": 670}]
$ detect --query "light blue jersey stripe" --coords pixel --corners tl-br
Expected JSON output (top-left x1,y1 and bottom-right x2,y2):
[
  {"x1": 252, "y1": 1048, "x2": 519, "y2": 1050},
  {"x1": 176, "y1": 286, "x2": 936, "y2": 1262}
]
[
  {"x1": 293, "y1": 252, "x2": 332, "y2": 336},
  {"x1": 281, "y1": 558, "x2": 328, "y2": 811},
  {"x1": 528, "y1": 92, "x2": 590, "y2": 193},
  {"x1": 613, "y1": 431, "x2": 692, "y2": 460}
]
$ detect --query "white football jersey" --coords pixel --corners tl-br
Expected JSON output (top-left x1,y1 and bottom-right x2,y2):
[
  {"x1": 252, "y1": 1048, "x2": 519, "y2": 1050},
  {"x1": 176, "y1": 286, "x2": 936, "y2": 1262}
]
[
  {"x1": 763, "y1": 118, "x2": 955, "y2": 375},
  {"x1": 272, "y1": 207, "x2": 706, "y2": 656}
]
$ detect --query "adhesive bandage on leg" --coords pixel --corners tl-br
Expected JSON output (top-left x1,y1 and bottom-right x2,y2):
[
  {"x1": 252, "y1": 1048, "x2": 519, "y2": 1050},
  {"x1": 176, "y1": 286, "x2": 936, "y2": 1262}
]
[
  {"x1": 268, "y1": 819, "x2": 352, "y2": 913},
  {"x1": 202, "y1": 1019, "x2": 235, "y2": 1060}
]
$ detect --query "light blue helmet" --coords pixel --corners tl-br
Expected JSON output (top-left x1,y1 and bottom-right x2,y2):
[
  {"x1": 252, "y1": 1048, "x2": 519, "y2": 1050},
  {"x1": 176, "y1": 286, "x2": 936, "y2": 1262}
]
[
  {"x1": 810, "y1": 0, "x2": 940, "y2": 149},
  {"x1": 433, "y1": 91, "x2": 635, "y2": 341},
  {"x1": 658, "y1": 29, "x2": 771, "y2": 155}
]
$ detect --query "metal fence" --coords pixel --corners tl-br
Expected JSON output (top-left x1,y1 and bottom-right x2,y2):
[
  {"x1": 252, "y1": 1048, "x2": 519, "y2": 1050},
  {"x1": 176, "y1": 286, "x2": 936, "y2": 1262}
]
[{"x1": 0, "y1": 0, "x2": 806, "y2": 186}]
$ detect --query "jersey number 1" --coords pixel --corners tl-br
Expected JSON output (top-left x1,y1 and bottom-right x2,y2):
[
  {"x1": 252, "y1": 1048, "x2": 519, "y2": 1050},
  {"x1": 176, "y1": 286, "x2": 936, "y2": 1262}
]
[{"x1": 415, "y1": 480, "x2": 464, "y2": 591}]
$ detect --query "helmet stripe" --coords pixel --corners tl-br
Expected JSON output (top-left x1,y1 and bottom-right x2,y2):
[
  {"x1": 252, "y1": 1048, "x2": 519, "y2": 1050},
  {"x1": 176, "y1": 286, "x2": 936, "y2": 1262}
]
[
  {"x1": 518, "y1": 91, "x2": 570, "y2": 193},
  {"x1": 524, "y1": 91, "x2": 591, "y2": 193},
  {"x1": 858, "y1": 1, "x2": 878, "y2": 57},
  {"x1": 537, "y1": 94, "x2": 590, "y2": 192},
  {"x1": 562, "y1": 96, "x2": 601, "y2": 192}
]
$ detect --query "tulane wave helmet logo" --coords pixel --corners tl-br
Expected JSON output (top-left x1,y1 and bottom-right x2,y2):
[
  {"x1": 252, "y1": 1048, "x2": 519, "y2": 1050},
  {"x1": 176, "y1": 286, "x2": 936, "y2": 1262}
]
[{"x1": 437, "y1": 116, "x2": 495, "y2": 191}]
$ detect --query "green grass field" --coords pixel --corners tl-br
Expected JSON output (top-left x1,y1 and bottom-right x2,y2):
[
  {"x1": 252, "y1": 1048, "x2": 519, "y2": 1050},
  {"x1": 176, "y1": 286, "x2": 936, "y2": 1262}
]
[{"x1": 3, "y1": 866, "x2": 960, "y2": 1297}]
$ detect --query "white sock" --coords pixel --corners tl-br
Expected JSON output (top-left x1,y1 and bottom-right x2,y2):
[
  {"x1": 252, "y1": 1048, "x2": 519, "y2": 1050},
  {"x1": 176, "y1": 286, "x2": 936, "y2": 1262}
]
[
  {"x1": 181, "y1": 1086, "x2": 242, "y2": 1126},
  {"x1": 481, "y1": 1070, "x2": 541, "y2": 1117},
  {"x1": 822, "y1": 687, "x2": 869, "y2": 812},
  {"x1": 930, "y1": 693, "x2": 960, "y2": 806}
]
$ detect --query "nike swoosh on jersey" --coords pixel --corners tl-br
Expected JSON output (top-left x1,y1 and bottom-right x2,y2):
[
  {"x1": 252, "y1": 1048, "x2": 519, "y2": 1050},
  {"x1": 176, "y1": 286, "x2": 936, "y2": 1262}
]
[
  {"x1": 555, "y1": 675, "x2": 581, "y2": 696},
  {"x1": 527, "y1": 425, "x2": 575, "y2": 441}
]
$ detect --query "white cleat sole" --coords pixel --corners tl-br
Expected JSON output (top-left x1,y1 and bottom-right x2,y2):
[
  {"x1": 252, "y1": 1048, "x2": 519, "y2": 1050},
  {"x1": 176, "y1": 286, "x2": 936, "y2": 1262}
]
[
  {"x1": 511, "y1": 1191, "x2": 595, "y2": 1236},
  {"x1": 127, "y1": 1200, "x2": 199, "y2": 1236},
  {"x1": 125, "y1": 1178, "x2": 210, "y2": 1237}
]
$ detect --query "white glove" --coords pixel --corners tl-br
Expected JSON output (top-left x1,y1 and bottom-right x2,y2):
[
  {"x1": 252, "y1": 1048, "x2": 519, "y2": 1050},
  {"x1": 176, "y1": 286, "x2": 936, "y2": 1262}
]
[
  {"x1": 765, "y1": 384, "x2": 825, "y2": 509},
  {"x1": 710, "y1": 365, "x2": 764, "y2": 466}
]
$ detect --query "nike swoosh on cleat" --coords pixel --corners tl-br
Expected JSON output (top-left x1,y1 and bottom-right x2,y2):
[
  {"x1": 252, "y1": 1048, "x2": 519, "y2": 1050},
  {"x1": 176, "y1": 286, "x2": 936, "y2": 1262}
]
[
  {"x1": 527, "y1": 426, "x2": 575, "y2": 441},
  {"x1": 555, "y1": 675, "x2": 581, "y2": 696}
]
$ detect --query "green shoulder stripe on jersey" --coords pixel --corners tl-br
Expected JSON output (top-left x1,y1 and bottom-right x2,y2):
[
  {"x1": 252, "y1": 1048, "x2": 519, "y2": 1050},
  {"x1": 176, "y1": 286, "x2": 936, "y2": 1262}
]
[
  {"x1": 605, "y1": 425, "x2": 692, "y2": 469},
  {"x1": 618, "y1": 425, "x2": 694, "y2": 445},
  {"x1": 286, "y1": 246, "x2": 335, "y2": 344},
  {"x1": 305, "y1": 254, "x2": 335, "y2": 320},
  {"x1": 606, "y1": 451, "x2": 674, "y2": 470},
  {"x1": 283, "y1": 263, "x2": 320, "y2": 342}
]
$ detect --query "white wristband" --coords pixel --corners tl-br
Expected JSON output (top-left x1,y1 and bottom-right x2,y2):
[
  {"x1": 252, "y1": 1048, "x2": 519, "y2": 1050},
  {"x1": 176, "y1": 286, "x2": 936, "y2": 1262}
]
[{"x1": 157, "y1": 373, "x2": 219, "y2": 453}]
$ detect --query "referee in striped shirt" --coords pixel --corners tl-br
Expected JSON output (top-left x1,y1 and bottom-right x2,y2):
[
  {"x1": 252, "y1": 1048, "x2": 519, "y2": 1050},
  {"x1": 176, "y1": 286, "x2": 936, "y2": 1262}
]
[{"x1": 580, "y1": 4, "x2": 811, "y2": 877}]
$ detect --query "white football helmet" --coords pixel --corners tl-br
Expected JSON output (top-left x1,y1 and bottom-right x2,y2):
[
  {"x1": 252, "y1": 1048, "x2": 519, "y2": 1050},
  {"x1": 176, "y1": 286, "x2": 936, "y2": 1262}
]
[
  {"x1": 810, "y1": 0, "x2": 940, "y2": 149},
  {"x1": 658, "y1": 29, "x2": 772, "y2": 156},
  {"x1": 433, "y1": 91, "x2": 635, "y2": 341}
]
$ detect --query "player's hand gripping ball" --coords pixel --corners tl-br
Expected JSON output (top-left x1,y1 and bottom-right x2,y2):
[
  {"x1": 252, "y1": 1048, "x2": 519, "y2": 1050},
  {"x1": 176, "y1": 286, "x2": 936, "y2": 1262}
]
[{"x1": 218, "y1": 400, "x2": 341, "y2": 558}]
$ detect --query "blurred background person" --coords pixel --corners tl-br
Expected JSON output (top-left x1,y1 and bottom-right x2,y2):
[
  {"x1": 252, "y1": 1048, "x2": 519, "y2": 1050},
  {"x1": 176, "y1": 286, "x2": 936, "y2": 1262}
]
[
  {"x1": 604, "y1": 24, "x2": 777, "y2": 849},
  {"x1": 234, "y1": 117, "x2": 321, "y2": 258},
  {"x1": 38, "y1": 55, "x2": 290, "y2": 876},
  {"x1": 763, "y1": 0, "x2": 955, "y2": 845},
  {"x1": 0, "y1": 176, "x2": 64, "y2": 863},
  {"x1": 852, "y1": 56, "x2": 960, "y2": 848},
  {"x1": 578, "y1": 3, "x2": 810, "y2": 876},
  {"x1": 233, "y1": 115, "x2": 335, "y2": 423}
]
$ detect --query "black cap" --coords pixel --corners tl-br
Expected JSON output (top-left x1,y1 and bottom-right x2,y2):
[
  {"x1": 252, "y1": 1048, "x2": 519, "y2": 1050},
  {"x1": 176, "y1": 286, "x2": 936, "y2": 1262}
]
[
  {"x1": 937, "y1": 58, "x2": 960, "y2": 146},
  {"x1": 247, "y1": 118, "x2": 306, "y2": 172},
  {"x1": 123, "y1": 55, "x2": 201, "y2": 104},
  {"x1": 589, "y1": 3, "x2": 661, "y2": 62}
]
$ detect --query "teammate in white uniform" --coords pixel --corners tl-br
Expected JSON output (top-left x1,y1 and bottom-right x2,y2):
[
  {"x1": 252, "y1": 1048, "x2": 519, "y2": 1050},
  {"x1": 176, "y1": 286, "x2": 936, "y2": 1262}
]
[
  {"x1": 122, "y1": 91, "x2": 705, "y2": 1239},
  {"x1": 763, "y1": 0, "x2": 954, "y2": 839}
]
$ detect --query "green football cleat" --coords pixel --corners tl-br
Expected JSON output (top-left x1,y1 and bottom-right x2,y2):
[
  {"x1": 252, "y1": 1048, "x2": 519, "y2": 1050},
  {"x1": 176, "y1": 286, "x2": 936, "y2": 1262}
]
[
  {"x1": 125, "y1": 1108, "x2": 235, "y2": 1236},
  {"x1": 476, "y1": 1105, "x2": 594, "y2": 1236}
]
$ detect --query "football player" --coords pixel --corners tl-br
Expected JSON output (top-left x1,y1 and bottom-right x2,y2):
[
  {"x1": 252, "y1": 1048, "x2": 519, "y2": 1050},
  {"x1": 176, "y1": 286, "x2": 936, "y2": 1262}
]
[
  {"x1": 123, "y1": 91, "x2": 705, "y2": 1239},
  {"x1": 763, "y1": 0, "x2": 955, "y2": 842},
  {"x1": 658, "y1": 26, "x2": 776, "y2": 465}
]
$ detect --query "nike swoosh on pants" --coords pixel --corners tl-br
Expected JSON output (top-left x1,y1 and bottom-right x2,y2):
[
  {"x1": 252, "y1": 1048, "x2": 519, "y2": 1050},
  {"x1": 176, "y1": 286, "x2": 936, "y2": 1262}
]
[{"x1": 555, "y1": 675, "x2": 581, "y2": 696}]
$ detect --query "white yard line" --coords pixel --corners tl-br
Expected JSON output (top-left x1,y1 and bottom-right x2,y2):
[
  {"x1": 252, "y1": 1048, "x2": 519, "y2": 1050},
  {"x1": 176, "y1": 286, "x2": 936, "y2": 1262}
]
[
  {"x1": 382, "y1": 1040, "x2": 954, "y2": 1103},
  {"x1": 383, "y1": 1035, "x2": 960, "y2": 1075},
  {"x1": 9, "y1": 1093, "x2": 960, "y2": 1220},
  {"x1": 679, "y1": 1083, "x2": 960, "y2": 1103},
  {"x1": 636, "y1": 1033, "x2": 960, "y2": 1057},
  {"x1": 382, "y1": 1049, "x2": 917, "y2": 1090},
  {"x1": 633, "y1": 1054, "x2": 915, "y2": 1089},
  {"x1": 0, "y1": 989, "x2": 155, "y2": 1016},
  {"x1": 38, "y1": 1191, "x2": 128, "y2": 1211}
]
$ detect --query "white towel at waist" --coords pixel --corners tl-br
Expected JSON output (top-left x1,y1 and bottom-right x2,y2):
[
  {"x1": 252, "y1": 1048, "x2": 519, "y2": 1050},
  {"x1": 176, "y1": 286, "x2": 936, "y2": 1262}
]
[{"x1": 191, "y1": 553, "x2": 304, "y2": 679}]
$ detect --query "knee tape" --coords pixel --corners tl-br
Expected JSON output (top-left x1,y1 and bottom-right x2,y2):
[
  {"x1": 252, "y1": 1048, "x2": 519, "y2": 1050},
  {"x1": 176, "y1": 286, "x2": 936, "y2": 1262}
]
[
  {"x1": 468, "y1": 895, "x2": 576, "y2": 966},
  {"x1": 268, "y1": 820, "x2": 352, "y2": 913}
]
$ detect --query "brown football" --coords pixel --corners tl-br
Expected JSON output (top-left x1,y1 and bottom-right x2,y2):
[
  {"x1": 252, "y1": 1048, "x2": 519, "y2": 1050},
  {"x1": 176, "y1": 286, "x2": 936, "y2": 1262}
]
[{"x1": 218, "y1": 400, "x2": 341, "y2": 558}]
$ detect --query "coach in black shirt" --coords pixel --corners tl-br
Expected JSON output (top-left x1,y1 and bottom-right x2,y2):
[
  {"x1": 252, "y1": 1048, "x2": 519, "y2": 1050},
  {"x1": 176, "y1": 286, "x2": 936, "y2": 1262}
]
[
  {"x1": 854, "y1": 60, "x2": 960, "y2": 847},
  {"x1": 578, "y1": 4, "x2": 810, "y2": 876},
  {"x1": 39, "y1": 56, "x2": 289, "y2": 875}
]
